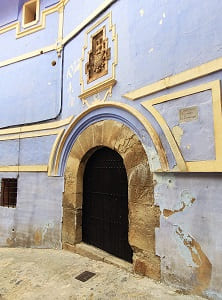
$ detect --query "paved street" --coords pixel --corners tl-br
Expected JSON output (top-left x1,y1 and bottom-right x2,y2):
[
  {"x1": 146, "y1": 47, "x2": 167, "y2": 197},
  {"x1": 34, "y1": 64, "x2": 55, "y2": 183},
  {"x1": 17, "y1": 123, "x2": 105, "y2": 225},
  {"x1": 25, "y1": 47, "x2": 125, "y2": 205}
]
[{"x1": 0, "y1": 248, "x2": 204, "y2": 300}]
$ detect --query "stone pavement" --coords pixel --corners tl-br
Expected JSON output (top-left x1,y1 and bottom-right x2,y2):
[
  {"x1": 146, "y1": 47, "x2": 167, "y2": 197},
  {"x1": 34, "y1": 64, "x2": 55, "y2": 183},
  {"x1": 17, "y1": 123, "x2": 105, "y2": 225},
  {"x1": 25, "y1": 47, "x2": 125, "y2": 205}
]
[{"x1": 0, "y1": 248, "x2": 204, "y2": 300}]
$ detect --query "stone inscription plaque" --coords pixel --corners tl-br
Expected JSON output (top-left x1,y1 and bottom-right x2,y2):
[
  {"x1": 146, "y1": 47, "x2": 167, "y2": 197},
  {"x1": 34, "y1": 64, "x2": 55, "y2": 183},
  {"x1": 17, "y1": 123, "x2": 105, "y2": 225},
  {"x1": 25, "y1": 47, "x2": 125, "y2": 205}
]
[{"x1": 179, "y1": 106, "x2": 198, "y2": 123}]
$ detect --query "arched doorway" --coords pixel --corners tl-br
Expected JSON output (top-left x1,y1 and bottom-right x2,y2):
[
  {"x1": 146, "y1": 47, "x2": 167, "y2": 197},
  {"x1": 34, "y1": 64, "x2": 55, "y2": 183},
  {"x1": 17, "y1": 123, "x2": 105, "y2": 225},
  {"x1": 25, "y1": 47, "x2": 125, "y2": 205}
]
[
  {"x1": 82, "y1": 147, "x2": 133, "y2": 262},
  {"x1": 62, "y1": 120, "x2": 161, "y2": 280}
]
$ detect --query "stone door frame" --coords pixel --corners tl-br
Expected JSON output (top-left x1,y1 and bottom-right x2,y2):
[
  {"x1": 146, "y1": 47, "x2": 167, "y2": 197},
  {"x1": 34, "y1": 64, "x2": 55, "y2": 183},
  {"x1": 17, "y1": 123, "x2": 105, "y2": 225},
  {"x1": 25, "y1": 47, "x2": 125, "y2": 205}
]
[{"x1": 62, "y1": 120, "x2": 161, "y2": 280}]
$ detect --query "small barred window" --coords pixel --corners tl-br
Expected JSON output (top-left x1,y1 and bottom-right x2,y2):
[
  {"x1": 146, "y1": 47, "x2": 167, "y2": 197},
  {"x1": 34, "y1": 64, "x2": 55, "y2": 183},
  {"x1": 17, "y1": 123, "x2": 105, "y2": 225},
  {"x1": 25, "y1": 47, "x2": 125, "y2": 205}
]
[{"x1": 0, "y1": 179, "x2": 17, "y2": 208}]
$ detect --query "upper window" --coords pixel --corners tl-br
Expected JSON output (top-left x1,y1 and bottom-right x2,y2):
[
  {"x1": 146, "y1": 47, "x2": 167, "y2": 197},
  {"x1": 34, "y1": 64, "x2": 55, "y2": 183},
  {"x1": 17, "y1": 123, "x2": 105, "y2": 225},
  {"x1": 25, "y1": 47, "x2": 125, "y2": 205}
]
[
  {"x1": 0, "y1": 178, "x2": 17, "y2": 208},
  {"x1": 23, "y1": 0, "x2": 39, "y2": 28}
]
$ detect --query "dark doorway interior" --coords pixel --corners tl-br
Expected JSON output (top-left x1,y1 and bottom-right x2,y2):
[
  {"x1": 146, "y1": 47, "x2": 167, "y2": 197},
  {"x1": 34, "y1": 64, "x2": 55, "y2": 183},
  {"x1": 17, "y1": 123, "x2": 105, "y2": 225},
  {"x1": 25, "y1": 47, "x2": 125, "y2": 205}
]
[{"x1": 82, "y1": 147, "x2": 133, "y2": 262}]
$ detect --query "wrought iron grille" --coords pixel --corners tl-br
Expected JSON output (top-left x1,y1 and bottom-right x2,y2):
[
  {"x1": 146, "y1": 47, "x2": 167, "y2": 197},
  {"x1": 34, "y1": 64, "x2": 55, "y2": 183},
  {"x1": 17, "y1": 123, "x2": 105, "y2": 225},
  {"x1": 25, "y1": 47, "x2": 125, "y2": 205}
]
[{"x1": 0, "y1": 178, "x2": 17, "y2": 208}]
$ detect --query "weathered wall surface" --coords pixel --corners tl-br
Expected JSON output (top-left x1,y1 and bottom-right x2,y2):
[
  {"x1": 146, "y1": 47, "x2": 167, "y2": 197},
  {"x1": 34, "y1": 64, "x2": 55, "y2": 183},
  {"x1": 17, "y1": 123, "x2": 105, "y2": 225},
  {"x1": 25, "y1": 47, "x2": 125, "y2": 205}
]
[
  {"x1": 0, "y1": 0, "x2": 222, "y2": 298},
  {"x1": 155, "y1": 91, "x2": 215, "y2": 161},
  {"x1": 155, "y1": 173, "x2": 222, "y2": 299},
  {"x1": 61, "y1": 0, "x2": 222, "y2": 171},
  {"x1": 0, "y1": 173, "x2": 63, "y2": 249},
  {"x1": 59, "y1": 1, "x2": 222, "y2": 298},
  {"x1": 0, "y1": 135, "x2": 56, "y2": 166},
  {"x1": 0, "y1": 0, "x2": 61, "y2": 127}
]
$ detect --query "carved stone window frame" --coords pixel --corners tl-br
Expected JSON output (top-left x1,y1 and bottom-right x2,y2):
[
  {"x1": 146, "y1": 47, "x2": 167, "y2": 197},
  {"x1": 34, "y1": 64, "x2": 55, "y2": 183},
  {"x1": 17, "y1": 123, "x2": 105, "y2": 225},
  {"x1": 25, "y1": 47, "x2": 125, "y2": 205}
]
[
  {"x1": 85, "y1": 26, "x2": 110, "y2": 84},
  {"x1": 79, "y1": 12, "x2": 118, "y2": 101}
]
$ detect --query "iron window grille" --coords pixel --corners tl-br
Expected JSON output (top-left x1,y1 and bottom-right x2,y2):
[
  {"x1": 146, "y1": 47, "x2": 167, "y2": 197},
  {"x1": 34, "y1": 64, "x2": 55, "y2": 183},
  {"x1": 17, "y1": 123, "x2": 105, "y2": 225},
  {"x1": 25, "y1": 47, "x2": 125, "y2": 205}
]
[{"x1": 0, "y1": 178, "x2": 17, "y2": 208}]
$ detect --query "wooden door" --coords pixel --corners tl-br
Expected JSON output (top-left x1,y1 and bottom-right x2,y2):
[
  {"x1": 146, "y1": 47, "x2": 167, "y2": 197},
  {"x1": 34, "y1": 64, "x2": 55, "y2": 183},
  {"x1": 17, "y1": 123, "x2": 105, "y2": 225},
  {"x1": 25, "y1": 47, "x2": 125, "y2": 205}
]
[{"x1": 82, "y1": 147, "x2": 132, "y2": 262}]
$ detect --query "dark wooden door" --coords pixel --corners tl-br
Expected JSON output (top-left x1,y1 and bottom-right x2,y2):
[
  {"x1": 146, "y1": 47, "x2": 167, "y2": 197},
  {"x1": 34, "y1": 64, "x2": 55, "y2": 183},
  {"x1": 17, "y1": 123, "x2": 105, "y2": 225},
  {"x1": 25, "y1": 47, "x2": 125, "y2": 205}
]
[{"x1": 82, "y1": 147, "x2": 132, "y2": 262}]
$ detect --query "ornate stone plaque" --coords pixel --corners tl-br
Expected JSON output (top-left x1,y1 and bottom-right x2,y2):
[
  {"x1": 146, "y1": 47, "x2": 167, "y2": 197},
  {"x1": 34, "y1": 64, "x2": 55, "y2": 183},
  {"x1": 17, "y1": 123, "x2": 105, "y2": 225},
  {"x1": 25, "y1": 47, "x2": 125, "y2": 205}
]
[
  {"x1": 85, "y1": 26, "x2": 111, "y2": 84},
  {"x1": 179, "y1": 106, "x2": 198, "y2": 123}
]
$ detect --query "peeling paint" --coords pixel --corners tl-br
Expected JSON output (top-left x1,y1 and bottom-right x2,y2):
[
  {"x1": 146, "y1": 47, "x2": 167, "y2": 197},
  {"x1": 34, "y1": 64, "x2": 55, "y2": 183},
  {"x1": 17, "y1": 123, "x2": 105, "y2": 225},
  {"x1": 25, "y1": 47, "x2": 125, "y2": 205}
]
[
  {"x1": 176, "y1": 227, "x2": 212, "y2": 295},
  {"x1": 153, "y1": 173, "x2": 175, "y2": 187},
  {"x1": 115, "y1": 132, "x2": 137, "y2": 154},
  {"x1": 172, "y1": 125, "x2": 183, "y2": 146},
  {"x1": 68, "y1": 82, "x2": 74, "y2": 94},
  {"x1": 174, "y1": 226, "x2": 197, "y2": 268},
  {"x1": 34, "y1": 229, "x2": 42, "y2": 246},
  {"x1": 163, "y1": 197, "x2": 195, "y2": 217},
  {"x1": 146, "y1": 146, "x2": 161, "y2": 171},
  {"x1": 6, "y1": 229, "x2": 16, "y2": 247},
  {"x1": 66, "y1": 60, "x2": 80, "y2": 79},
  {"x1": 180, "y1": 190, "x2": 195, "y2": 206},
  {"x1": 163, "y1": 190, "x2": 195, "y2": 217},
  {"x1": 163, "y1": 202, "x2": 186, "y2": 217},
  {"x1": 66, "y1": 59, "x2": 80, "y2": 107}
]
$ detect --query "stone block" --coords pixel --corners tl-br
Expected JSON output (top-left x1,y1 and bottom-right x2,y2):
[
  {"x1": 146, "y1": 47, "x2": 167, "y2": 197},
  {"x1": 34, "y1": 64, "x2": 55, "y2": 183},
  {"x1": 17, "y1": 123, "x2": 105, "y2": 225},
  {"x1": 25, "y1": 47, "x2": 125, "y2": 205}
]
[
  {"x1": 102, "y1": 120, "x2": 123, "y2": 149},
  {"x1": 93, "y1": 121, "x2": 104, "y2": 146},
  {"x1": 63, "y1": 192, "x2": 82, "y2": 209},
  {"x1": 78, "y1": 126, "x2": 94, "y2": 154},
  {"x1": 129, "y1": 224, "x2": 155, "y2": 254},
  {"x1": 64, "y1": 172, "x2": 76, "y2": 191},
  {"x1": 114, "y1": 126, "x2": 135, "y2": 155},
  {"x1": 133, "y1": 255, "x2": 161, "y2": 280},
  {"x1": 129, "y1": 204, "x2": 160, "y2": 228},
  {"x1": 69, "y1": 139, "x2": 85, "y2": 161},
  {"x1": 128, "y1": 163, "x2": 153, "y2": 188},
  {"x1": 62, "y1": 208, "x2": 82, "y2": 245},
  {"x1": 129, "y1": 184, "x2": 154, "y2": 206},
  {"x1": 122, "y1": 141, "x2": 147, "y2": 171}
]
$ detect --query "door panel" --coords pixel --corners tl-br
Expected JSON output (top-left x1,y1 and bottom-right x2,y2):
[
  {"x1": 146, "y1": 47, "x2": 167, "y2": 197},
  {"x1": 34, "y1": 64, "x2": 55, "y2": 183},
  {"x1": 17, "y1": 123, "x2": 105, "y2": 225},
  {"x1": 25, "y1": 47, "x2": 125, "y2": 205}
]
[{"x1": 82, "y1": 147, "x2": 132, "y2": 262}]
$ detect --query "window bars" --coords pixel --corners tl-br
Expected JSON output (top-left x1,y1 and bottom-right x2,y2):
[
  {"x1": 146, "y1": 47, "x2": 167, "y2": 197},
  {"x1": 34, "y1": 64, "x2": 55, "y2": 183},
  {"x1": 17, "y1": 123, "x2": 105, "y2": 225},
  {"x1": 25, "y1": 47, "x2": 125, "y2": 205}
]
[{"x1": 0, "y1": 178, "x2": 17, "y2": 208}]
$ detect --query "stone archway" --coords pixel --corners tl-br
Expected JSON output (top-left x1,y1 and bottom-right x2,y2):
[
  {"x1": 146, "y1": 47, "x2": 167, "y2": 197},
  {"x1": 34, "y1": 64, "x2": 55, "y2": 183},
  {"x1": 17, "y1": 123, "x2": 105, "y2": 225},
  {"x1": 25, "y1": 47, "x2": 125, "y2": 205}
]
[{"x1": 62, "y1": 120, "x2": 161, "y2": 280}]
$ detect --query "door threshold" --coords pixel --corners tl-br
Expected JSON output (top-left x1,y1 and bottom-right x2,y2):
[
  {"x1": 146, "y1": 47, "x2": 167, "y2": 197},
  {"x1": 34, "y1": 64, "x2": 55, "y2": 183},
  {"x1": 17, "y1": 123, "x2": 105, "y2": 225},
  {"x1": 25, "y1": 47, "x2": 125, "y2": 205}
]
[{"x1": 63, "y1": 242, "x2": 133, "y2": 273}]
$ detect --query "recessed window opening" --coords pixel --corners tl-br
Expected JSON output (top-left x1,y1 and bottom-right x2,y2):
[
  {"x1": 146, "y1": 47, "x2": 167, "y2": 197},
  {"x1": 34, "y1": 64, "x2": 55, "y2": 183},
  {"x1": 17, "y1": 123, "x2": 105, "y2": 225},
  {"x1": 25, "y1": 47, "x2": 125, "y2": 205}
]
[
  {"x1": 0, "y1": 179, "x2": 17, "y2": 208},
  {"x1": 23, "y1": 0, "x2": 38, "y2": 26}
]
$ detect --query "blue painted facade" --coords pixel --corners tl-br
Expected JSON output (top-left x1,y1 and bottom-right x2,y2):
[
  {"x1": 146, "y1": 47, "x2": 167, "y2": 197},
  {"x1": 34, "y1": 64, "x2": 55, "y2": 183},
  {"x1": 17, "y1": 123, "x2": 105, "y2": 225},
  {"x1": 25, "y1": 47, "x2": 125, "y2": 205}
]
[{"x1": 0, "y1": 0, "x2": 222, "y2": 298}]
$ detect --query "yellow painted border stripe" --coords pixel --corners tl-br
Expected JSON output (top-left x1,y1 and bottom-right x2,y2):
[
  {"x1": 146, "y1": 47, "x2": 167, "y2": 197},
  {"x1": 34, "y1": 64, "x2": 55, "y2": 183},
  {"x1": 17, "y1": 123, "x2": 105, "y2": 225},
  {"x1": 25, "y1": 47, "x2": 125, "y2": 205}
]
[
  {"x1": 48, "y1": 128, "x2": 65, "y2": 176},
  {"x1": 0, "y1": 0, "x2": 117, "y2": 68},
  {"x1": 142, "y1": 80, "x2": 222, "y2": 172},
  {"x1": 0, "y1": 0, "x2": 68, "y2": 39},
  {"x1": 147, "y1": 106, "x2": 187, "y2": 171},
  {"x1": 0, "y1": 44, "x2": 56, "y2": 68},
  {"x1": 0, "y1": 116, "x2": 73, "y2": 136},
  {"x1": 0, "y1": 129, "x2": 62, "y2": 141},
  {"x1": 146, "y1": 81, "x2": 217, "y2": 105},
  {"x1": 124, "y1": 57, "x2": 222, "y2": 100},
  {"x1": 186, "y1": 161, "x2": 222, "y2": 172},
  {"x1": 63, "y1": 0, "x2": 117, "y2": 45},
  {"x1": 0, "y1": 165, "x2": 48, "y2": 172},
  {"x1": 211, "y1": 81, "x2": 222, "y2": 164},
  {"x1": 0, "y1": 117, "x2": 74, "y2": 174}
]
